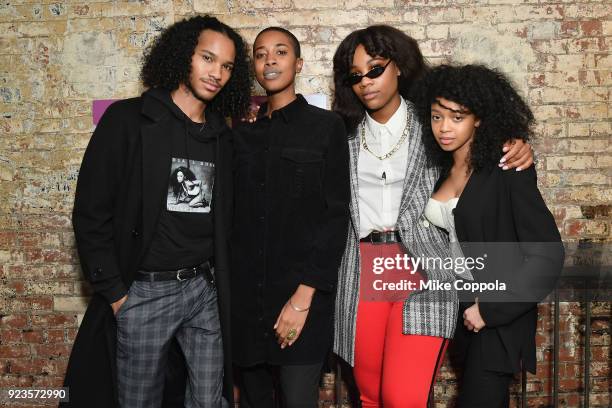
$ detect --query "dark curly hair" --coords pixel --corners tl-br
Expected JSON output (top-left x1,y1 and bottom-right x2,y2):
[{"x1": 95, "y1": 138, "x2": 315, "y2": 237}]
[
  {"x1": 332, "y1": 25, "x2": 429, "y2": 134},
  {"x1": 413, "y1": 64, "x2": 534, "y2": 173},
  {"x1": 141, "y1": 15, "x2": 251, "y2": 117}
]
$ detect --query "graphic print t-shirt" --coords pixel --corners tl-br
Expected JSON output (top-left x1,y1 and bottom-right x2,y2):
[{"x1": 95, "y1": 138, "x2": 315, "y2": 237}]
[
  {"x1": 140, "y1": 119, "x2": 216, "y2": 271},
  {"x1": 166, "y1": 158, "x2": 215, "y2": 213}
]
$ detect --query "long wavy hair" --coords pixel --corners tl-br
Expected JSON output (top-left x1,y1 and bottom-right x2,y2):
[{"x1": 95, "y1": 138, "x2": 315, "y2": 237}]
[
  {"x1": 332, "y1": 25, "x2": 429, "y2": 134},
  {"x1": 413, "y1": 64, "x2": 534, "y2": 173},
  {"x1": 169, "y1": 166, "x2": 196, "y2": 199},
  {"x1": 140, "y1": 15, "x2": 252, "y2": 117}
]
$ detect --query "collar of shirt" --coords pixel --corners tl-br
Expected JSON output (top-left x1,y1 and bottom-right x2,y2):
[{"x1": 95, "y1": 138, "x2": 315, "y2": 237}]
[
  {"x1": 256, "y1": 94, "x2": 308, "y2": 123},
  {"x1": 364, "y1": 98, "x2": 407, "y2": 153}
]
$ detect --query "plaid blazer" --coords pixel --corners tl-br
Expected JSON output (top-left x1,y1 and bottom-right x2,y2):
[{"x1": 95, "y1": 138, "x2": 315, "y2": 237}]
[{"x1": 333, "y1": 100, "x2": 458, "y2": 366}]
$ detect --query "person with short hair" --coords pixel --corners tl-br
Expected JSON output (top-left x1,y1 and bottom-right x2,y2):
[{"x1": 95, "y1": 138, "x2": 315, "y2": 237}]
[{"x1": 230, "y1": 27, "x2": 350, "y2": 408}]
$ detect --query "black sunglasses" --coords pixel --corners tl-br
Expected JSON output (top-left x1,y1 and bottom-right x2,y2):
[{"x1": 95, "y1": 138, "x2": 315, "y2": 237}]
[{"x1": 345, "y1": 60, "x2": 392, "y2": 86}]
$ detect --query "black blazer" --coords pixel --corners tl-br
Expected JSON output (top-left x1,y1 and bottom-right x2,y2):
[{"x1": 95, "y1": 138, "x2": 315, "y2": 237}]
[
  {"x1": 451, "y1": 166, "x2": 564, "y2": 374},
  {"x1": 62, "y1": 90, "x2": 234, "y2": 406}
]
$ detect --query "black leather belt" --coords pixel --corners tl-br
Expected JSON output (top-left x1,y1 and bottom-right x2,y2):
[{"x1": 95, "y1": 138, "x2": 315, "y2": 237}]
[
  {"x1": 135, "y1": 260, "x2": 214, "y2": 284},
  {"x1": 360, "y1": 230, "x2": 402, "y2": 244}
]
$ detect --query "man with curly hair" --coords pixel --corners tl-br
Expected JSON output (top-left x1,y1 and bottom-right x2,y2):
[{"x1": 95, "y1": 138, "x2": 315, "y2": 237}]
[{"x1": 62, "y1": 15, "x2": 251, "y2": 408}]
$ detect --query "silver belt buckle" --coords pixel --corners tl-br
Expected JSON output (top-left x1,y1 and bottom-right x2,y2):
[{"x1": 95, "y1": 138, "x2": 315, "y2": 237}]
[{"x1": 176, "y1": 267, "x2": 196, "y2": 281}]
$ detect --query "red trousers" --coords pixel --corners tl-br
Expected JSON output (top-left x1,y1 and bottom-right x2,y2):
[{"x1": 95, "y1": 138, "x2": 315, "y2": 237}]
[{"x1": 354, "y1": 242, "x2": 448, "y2": 408}]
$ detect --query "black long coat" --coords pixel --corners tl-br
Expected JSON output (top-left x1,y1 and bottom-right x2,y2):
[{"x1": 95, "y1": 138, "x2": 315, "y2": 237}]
[
  {"x1": 61, "y1": 90, "x2": 234, "y2": 407},
  {"x1": 452, "y1": 166, "x2": 564, "y2": 374},
  {"x1": 230, "y1": 96, "x2": 350, "y2": 366}
]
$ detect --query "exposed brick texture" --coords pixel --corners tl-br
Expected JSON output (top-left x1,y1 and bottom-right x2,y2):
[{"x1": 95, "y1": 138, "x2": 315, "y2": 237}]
[{"x1": 0, "y1": 0, "x2": 609, "y2": 407}]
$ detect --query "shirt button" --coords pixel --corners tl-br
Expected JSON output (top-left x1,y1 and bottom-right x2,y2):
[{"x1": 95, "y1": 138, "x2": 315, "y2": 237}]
[
  {"x1": 422, "y1": 219, "x2": 430, "y2": 228},
  {"x1": 259, "y1": 215, "x2": 265, "y2": 221}
]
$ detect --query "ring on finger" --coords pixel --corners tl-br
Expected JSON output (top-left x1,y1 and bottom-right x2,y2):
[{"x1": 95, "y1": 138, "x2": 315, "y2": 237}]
[{"x1": 286, "y1": 328, "x2": 297, "y2": 341}]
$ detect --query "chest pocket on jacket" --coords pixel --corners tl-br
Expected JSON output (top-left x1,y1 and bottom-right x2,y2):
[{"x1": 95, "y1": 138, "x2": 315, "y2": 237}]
[{"x1": 280, "y1": 148, "x2": 323, "y2": 198}]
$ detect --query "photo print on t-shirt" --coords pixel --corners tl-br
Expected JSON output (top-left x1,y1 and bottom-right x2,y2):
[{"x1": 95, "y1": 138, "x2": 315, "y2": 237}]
[{"x1": 167, "y1": 157, "x2": 215, "y2": 213}]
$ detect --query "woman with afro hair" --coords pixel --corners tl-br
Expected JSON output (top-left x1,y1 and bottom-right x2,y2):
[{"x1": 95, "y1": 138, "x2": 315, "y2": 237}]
[{"x1": 415, "y1": 64, "x2": 564, "y2": 407}]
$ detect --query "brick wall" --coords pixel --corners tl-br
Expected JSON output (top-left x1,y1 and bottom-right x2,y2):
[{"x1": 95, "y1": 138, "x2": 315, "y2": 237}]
[{"x1": 0, "y1": 1, "x2": 609, "y2": 407}]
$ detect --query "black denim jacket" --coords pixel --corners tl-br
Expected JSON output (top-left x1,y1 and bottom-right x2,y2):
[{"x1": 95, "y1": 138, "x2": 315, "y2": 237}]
[{"x1": 230, "y1": 95, "x2": 350, "y2": 366}]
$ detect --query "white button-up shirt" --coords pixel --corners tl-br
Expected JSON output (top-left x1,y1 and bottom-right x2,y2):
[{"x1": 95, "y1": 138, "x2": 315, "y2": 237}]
[{"x1": 358, "y1": 98, "x2": 409, "y2": 238}]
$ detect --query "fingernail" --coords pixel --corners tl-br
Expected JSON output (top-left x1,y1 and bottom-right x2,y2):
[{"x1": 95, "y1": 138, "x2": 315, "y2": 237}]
[
  {"x1": 503, "y1": 147, "x2": 509, "y2": 152},
  {"x1": 500, "y1": 157, "x2": 506, "y2": 163},
  {"x1": 516, "y1": 167, "x2": 522, "y2": 172},
  {"x1": 502, "y1": 165, "x2": 509, "y2": 170}
]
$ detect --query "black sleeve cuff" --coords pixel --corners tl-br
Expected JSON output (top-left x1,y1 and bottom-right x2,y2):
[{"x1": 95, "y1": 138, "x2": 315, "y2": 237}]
[{"x1": 93, "y1": 279, "x2": 128, "y2": 305}]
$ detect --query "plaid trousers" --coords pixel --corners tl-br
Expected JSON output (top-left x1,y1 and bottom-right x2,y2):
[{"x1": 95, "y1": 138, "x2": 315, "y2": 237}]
[{"x1": 116, "y1": 273, "x2": 223, "y2": 408}]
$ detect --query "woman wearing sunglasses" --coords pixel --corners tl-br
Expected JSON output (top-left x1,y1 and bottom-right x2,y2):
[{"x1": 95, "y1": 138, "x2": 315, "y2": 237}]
[{"x1": 331, "y1": 25, "x2": 534, "y2": 407}]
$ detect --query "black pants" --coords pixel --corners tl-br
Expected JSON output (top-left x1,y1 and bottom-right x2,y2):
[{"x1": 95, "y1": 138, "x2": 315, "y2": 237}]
[
  {"x1": 456, "y1": 334, "x2": 514, "y2": 408},
  {"x1": 239, "y1": 362, "x2": 323, "y2": 408}
]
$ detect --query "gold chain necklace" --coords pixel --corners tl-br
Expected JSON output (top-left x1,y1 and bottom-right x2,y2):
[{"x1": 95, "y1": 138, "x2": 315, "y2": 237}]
[{"x1": 361, "y1": 109, "x2": 410, "y2": 161}]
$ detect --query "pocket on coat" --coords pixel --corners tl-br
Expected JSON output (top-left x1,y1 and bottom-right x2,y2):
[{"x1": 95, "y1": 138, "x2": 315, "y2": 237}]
[{"x1": 280, "y1": 148, "x2": 323, "y2": 198}]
